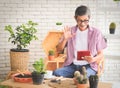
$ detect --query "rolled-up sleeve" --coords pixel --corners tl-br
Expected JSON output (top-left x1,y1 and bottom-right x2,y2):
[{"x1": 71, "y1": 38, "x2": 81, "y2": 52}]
[{"x1": 96, "y1": 32, "x2": 107, "y2": 51}]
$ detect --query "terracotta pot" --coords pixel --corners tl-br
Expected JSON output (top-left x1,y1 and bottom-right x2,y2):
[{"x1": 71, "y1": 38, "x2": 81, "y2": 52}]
[
  {"x1": 12, "y1": 73, "x2": 32, "y2": 83},
  {"x1": 77, "y1": 83, "x2": 88, "y2": 88},
  {"x1": 48, "y1": 55, "x2": 54, "y2": 61}
]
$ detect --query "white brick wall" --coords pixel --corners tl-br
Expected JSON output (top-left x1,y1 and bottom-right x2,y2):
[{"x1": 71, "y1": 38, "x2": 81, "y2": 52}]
[
  {"x1": 101, "y1": 55, "x2": 120, "y2": 82},
  {"x1": 0, "y1": 0, "x2": 120, "y2": 82}
]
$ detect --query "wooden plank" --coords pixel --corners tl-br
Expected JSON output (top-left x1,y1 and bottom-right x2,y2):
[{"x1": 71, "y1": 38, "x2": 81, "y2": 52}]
[
  {"x1": 0, "y1": 78, "x2": 112, "y2": 88},
  {"x1": 0, "y1": 79, "x2": 51, "y2": 88}
]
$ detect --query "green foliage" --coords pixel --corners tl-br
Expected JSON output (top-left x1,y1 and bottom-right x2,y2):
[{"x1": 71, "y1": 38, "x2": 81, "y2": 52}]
[
  {"x1": 74, "y1": 71, "x2": 80, "y2": 77},
  {"x1": 4, "y1": 21, "x2": 38, "y2": 50},
  {"x1": 0, "y1": 80, "x2": 9, "y2": 88},
  {"x1": 113, "y1": 0, "x2": 120, "y2": 2},
  {"x1": 109, "y1": 22, "x2": 116, "y2": 29},
  {"x1": 74, "y1": 66, "x2": 87, "y2": 84},
  {"x1": 33, "y1": 58, "x2": 46, "y2": 74},
  {"x1": 56, "y1": 22, "x2": 62, "y2": 25},
  {"x1": 0, "y1": 85, "x2": 9, "y2": 88},
  {"x1": 49, "y1": 50, "x2": 54, "y2": 55}
]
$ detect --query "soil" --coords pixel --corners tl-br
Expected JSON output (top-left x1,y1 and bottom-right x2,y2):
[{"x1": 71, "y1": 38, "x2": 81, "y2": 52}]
[{"x1": 15, "y1": 74, "x2": 32, "y2": 78}]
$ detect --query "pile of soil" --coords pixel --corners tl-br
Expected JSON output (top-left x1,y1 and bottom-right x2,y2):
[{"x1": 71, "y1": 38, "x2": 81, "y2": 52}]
[{"x1": 15, "y1": 74, "x2": 32, "y2": 78}]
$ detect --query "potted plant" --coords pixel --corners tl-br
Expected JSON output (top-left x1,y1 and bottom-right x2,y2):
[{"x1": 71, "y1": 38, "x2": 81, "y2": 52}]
[
  {"x1": 74, "y1": 66, "x2": 88, "y2": 88},
  {"x1": 109, "y1": 22, "x2": 116, "y2": 34},
  {"x1": 89, "y1": 75, "x2": 99, "y2": 88},
  {"x1": 56, "y1": 22, "x2": 62, "y2": 25},
  {"x1": 32, "y1": 58, "x2": 46, "y2": 85},
  {"x1": 48, "y1": 50, "x2": 55, "y2": 61},
  {"x1": 113, "y1": 0, "x2": 120, "y2": 2},
  {"x1": 4, "y1": 21, "x2": 38, "y2": 71},
  {"x1": 56, "y1": 22, "x2": 63, "y2": 30}
]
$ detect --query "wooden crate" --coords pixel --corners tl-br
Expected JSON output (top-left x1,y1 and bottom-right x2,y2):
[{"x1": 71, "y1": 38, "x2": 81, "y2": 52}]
[
  {"x1": 42, "y1": 31, "x2": 63, "y2": 57},
  {"x1": 42, "y1": 31, "x2": 65, "y2": 70}
]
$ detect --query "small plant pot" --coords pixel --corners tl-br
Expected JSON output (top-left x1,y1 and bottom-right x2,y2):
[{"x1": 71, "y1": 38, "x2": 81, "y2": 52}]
[
  {"x1": 48, "y1": 55, "x2": 54, "y2": 61},
  {"x1": 109, "y1": 28, "x2": 115, "y2": 34},
  {"x1": 89, "y1": 78, "x2": 99, "y2": 88},
  {"x1": 77, "y1": 83, "x2": 88, "y2": 88},
  {"x1": 32, "y1": 71, "x2": 44, "y2": 85}
]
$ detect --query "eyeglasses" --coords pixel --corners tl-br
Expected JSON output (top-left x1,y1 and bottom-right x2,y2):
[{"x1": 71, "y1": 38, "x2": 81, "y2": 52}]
[{"x1": 77, "y1": 19, "x2": 89, "y2": 24}]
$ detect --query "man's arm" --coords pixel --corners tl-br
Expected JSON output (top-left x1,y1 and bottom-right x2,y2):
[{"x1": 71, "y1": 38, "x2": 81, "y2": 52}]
[
  {"x1": 56, "y1": 26, "x2": 75, "y2": 53},
  {"x1": 56, "y1": 38, "x2": 67, "y2": 54},
  {"x1": 93, "y1": 50, "x2": 104, "y2": 62}
]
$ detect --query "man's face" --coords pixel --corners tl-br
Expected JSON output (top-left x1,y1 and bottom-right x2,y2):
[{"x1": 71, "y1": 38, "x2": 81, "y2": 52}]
[{"x1": 75, "y1": 15, "x2": 89, "y2": 31}]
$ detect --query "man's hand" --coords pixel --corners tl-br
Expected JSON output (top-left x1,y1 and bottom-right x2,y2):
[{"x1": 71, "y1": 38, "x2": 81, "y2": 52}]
[
  {"x1": 83, "y1": 56, "x2": 94, "y2": 63},
  {"x1": 63, "y1": 26, "x2": 76, "y2": 40}
]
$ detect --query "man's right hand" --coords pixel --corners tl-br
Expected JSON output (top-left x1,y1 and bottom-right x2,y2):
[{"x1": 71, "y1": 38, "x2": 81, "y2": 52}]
[{"x1": 63, "y1": 26, "x2": 76, "y2": 40}]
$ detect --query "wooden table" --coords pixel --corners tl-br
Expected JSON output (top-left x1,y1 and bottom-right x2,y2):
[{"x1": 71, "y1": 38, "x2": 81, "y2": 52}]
[
  {"x1": 0, "y1": 78, "x2": 112, "y2": 88},
  {"x1": 0, "y1": 79, "x2": 51, "y2": 88}
]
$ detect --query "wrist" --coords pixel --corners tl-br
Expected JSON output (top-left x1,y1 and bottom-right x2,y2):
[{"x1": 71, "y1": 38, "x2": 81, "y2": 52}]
[{"x1": 63, "y1": 37, "x2": 68, "y2": 41}]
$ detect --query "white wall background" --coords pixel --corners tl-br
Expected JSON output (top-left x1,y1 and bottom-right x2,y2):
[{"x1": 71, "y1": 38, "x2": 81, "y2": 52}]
[{"x1": 0, "y1": 0, "x2": 120, "y2": 82}]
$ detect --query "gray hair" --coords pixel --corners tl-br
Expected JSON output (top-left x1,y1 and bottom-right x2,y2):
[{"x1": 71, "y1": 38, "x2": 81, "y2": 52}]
[{"x1": 75, "y1": 5, "x2": 91, "y2": 18}]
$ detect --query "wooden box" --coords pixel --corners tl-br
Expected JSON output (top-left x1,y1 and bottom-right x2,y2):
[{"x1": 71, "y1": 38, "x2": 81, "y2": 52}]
[
  {"x1": 42, "y1": 31, "x2": 65, "y2": 70},
  {"x1": 42, "y1": 31, "x2": 63, "y2": 57}
]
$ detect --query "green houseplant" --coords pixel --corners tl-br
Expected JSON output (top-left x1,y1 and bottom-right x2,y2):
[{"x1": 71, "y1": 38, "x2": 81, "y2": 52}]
[
  {"x1": 48, "y1": 50, "x2": 55, "y2": 61},
  {"x1": 113, "y1": 0, "x2": 120, "y2": 2},
  {"x1": 74, "y1": 66, "x2": 88, "y2": 88},
  {"x1": 56, "y1": 22, "x2": 63, "y2": 30},
  {"x1": 56, "y1": 22, "x2": 62, "y2": 25},
  {"x1": 109, "y1": 22, "x2": 116, "y2": 34},
  {"x1": 32, "y1": 58, "x2": 46, "y2": 85},
  {"x1": 4, "y1": 21, "x2": 38, "y2": 71},
  {"x1": 5, "y1": 20, "x2": 38, "y2": 51}
]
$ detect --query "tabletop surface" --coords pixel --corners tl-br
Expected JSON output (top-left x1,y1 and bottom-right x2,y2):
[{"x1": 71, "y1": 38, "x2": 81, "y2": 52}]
[{"x1": 0, "y1": 78, "x2": 113, "y2": 88}]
